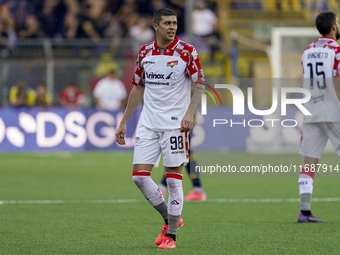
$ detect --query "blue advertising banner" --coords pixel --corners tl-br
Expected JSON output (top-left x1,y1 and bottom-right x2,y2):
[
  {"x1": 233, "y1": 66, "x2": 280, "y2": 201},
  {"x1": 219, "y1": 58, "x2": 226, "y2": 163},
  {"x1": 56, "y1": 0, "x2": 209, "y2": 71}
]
[
  {"x1": 0, "y1": 107, "x2": 303, "y2": 152},
  {"x1": 0, "y1": 108, "x2": 141, "y2": 152}
]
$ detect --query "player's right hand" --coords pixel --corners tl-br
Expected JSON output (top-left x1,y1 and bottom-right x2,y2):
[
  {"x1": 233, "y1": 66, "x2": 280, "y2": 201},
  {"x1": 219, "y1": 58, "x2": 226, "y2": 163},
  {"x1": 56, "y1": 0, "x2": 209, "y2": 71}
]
[{"x1": 116, "y1": 124, "x2": 126, "y2": 145}]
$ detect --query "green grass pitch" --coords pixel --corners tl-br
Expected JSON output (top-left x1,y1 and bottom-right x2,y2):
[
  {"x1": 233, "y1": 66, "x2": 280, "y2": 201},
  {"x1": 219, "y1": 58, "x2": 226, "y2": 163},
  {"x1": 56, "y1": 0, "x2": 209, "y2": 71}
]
[{"x1": 1, "y1": 152, "x2": 340, "y2": 254}]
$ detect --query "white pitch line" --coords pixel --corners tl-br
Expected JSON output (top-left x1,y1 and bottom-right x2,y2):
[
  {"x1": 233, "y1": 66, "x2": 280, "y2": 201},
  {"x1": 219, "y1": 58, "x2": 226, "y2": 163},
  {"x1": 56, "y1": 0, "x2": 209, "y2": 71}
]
[
  {"x1": 0, "y1": 197, "x2": 340, "y2": 205},
  {"x1": 0, "y1": 199, "x2": 144, "y2": 205}
]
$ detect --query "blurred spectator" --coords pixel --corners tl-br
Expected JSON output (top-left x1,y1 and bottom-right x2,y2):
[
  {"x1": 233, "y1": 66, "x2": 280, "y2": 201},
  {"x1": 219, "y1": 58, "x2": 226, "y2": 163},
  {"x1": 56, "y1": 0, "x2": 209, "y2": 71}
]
[
  {"x1": 35, "y1": 82, "x2": 53, "y2": 108},
  {"x1": 18, "y1": 15, "x2": 44, "y2": 38},
  {"x1": 138, "y1": 0, "x2": 167, "y2": 16},
  {"x1": 84, "y1": 0, "x2": 108, "y2": 21},
  {"x1": 77, "y1": 0, "x2": 110, "y2": 42},
  {"x1": 107, "y1": 0, "x2": 124, "y2": 14},
  {"x1": 5, "y1": 0, "x2": 35, "y2": 33},
  {"x1": 108, "y1": 2, "x2": 138, "y2": 38},
  {"x1": 192, "y1": 1, "x2": 218, "y2": 36},
  {"x1": 0, "y1": 17, "x2": 8, "y2": 49},
  {"x1": 104, "y1": 1, "x2": 138, "y2": 55},
  {"x1": 149, "y1": 0, "x2": 167, "y2": 13},
  {"x1": 104, "y1": 18, "x2": 123, "y2": 54},
  {"x1": 59, "y1": 83, "x2": 84, "y2": 109},
  {"x1": 9, "y1": 81, "x2": 36, "y2": 107},
  {"x1": 63, "y1": 12, "x2": 78, "y2": 39},
  {"x1": 192, "y1": 0, "x2": 219, "y2": 62},
  {"x1": 0, "y1": 2, "x2": 16, "y2": 48},
  {"x1": 35, "y1": 0, "x2": 67, "y2": 38},
  {"x1": 64, "y1": 0, "x2": 78, "y2": 14},
  {"x1": 129, "y1": 16, "x2": 154, "y2": 54},
  {"x1": 93, "y1": 63, "x2": 127, "y2": 111}
]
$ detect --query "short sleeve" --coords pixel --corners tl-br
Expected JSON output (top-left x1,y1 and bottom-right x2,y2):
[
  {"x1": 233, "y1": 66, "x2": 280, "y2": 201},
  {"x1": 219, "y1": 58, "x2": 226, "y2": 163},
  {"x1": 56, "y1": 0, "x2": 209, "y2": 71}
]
[
  {"x1": 186, "y1": 46, "x2": 205, "y2": 84},
  {"x1": 333, "y1": 48, "x2": 340, "y2": 77},
  {"x1": 132, "y1": 46, "x2": 146, "y2": 87}
]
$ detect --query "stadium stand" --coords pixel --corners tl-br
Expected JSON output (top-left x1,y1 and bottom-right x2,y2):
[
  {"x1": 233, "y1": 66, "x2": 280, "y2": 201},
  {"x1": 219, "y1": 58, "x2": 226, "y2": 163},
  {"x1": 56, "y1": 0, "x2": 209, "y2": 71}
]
[{"x1": 0, "y1": 0, "x2": 338, "y2": 107}]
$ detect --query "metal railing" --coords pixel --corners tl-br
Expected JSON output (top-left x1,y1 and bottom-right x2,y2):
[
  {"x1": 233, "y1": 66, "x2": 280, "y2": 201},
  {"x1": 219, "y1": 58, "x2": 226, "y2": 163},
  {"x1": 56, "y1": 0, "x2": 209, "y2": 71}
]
[{"x1": 0, "y1": 38, "x2": 137, "y2": 107}]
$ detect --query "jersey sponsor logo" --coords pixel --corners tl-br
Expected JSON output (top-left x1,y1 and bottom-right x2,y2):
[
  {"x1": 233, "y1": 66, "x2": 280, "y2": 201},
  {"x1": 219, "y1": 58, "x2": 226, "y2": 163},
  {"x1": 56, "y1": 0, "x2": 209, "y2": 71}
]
[
  {"x1": 166, "y1": 72, "x2": 174, "y2": 79},
  {"x1": 170, "y1": 200, "x2": 179, "y2": 205},
  {"x1": 167, "y1": 60, "x2": 178, "y2": 68},
  {"x1": 146, "y1": 72, "x2": 165, "y2": 79},
  {"x1": 171, "y1": 117, "x2": 178, "y2": 120},
  {"x1": 143, "y1": 61, "x2": 155, "y2": 65},
  {"x1": 171, "y1": 151, "x2": 184, "y2": 154},
  {"x1": 145, "y1": 81, "x2": 170, "y2": 86}
]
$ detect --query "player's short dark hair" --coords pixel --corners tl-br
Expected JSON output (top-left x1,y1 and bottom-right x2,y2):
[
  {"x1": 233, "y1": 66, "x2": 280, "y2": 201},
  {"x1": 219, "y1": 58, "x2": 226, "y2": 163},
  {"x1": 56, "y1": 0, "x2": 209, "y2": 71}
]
[
  {"x1": 153, "y1": 8, "x2": 177, "y2": 25},
  {"x1": 315, "y1": 11, "x2": 337, "y2": 36}
]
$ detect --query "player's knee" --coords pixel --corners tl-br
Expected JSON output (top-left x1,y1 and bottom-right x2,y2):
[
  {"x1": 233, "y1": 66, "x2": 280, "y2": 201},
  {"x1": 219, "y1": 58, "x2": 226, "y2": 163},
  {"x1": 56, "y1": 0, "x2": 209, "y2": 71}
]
[{"x1": 132, "y1": 175, "x2": 146, "y2": 187}]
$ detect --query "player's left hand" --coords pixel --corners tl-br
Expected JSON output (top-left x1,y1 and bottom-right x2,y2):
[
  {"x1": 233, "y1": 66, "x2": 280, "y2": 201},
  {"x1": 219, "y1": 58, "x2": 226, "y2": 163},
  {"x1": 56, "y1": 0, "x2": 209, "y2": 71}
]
[
  {"x1": 116, "y1": 123, "x2": 127, "y2": 145},
  {"x1": 180, "y1": 114, "x2": 193, "y2": 132}
]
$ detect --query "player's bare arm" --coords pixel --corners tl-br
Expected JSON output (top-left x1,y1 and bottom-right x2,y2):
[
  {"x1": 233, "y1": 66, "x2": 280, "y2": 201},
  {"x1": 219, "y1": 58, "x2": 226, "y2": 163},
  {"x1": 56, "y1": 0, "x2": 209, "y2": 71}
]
[
  {"x1": 116, "y1": 86, "x2": 145, "y2": 145},
  {"x1": 180, "y1": 82, "x2": 204, "y2": 132}
]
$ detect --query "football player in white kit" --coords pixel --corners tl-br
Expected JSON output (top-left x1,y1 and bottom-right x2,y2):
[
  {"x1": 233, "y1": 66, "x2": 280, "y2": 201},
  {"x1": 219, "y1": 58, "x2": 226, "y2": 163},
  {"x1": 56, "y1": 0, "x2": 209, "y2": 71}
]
[
  {"x1": 299, "y1": 11, "x2": 340, "y2": 223},
  {"x1": 116, "y1": 8, "x2": 205, "y2": 248}
]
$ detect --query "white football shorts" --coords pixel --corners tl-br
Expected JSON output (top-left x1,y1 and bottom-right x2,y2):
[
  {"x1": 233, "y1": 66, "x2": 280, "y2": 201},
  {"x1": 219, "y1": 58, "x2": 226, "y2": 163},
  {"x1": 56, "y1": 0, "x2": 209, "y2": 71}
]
[
  {"x1": 300, "y1": 122, "x2": 340, "y2": 159},
  {"x1": 133, "y1": 124, "x2": 189, "y2": 167}
]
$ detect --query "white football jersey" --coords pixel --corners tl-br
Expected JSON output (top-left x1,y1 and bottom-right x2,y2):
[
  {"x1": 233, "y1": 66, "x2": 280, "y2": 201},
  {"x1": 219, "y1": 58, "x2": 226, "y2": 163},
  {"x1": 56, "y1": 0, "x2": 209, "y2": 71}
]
[
  {"x1": 132, "y1": 37, "x2": 205, "y2": 131},
  {"x1": 301, "y1": 37, "x2": 340, "y2": 123}
]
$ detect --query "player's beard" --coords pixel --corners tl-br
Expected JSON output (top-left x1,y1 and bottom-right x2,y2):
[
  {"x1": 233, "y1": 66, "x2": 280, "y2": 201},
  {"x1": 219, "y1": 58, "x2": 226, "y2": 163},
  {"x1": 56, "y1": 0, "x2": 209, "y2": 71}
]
[
  {"x1": 336, "y1": 26, "x2": 340, "y2": 40},
  {"x1": 336, "y1": 30, "x2": 340, "y2": 40},
  {"x1": 161, "y1": 32, "x2": 175, "y2": 43}
]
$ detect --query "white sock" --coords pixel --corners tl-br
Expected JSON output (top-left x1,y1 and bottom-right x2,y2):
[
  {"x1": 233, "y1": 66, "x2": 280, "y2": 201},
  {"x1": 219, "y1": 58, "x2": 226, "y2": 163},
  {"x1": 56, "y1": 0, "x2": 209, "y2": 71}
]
[
  {"x1": 299, "y1": 174, "x2": 314, "y2": 195},
  {"x1": 166, "y1": 172, "x2": 183, "y2": 216},
  {"x1": 166, "y1": 172, "x2": 183, "y2": 235}
]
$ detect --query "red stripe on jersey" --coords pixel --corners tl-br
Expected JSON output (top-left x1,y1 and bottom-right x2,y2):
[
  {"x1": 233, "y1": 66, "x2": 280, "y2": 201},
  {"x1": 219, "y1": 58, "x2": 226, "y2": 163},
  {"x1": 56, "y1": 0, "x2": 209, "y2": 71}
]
[
  {"x1": 132, "y1": 81, "x2": 145, "y2": 87},
  {"x1": 166, "y1": 173, "x2": 183, "y2": 180},
  {"x1": 152, "y1": 49, "x2": 161, "y2": 55},
  {"x1": 180, "y1": 52, "x2": 189, "y2": 63},
  {"x1": 132, "y1": 171, "x2": 151, "y2": 176},
  {"x1": 164, "y1": 49, "x2": 175, "y2": 56},
  {"x1": 166, "y1": 37, "x2": 180, "y2": 50},
  {"x1": 300, "y1": 168, "x2": 315, "y2": 179},
  {"x1": 135, "y1": 66, "x2": 143, "y2": 77},
  {"x1": 185, "y1": 132, "x2": 188, "y2": 151},
  {"x1": 185, "y1": 132, "x2": 189, "y2": 159},
  {"x1": 154, "y1": 37, "x2": 179, "y2": 50}
]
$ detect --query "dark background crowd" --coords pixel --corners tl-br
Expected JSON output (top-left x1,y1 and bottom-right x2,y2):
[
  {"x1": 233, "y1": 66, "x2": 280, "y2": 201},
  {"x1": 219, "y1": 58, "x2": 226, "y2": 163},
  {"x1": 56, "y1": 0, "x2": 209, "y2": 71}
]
[
  {"x1": 0, "y1": 0, "x2": 220, "y2": 109},
  {"x1": 0, "y1": 0, "x2": 217, "y2": 45}
]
